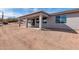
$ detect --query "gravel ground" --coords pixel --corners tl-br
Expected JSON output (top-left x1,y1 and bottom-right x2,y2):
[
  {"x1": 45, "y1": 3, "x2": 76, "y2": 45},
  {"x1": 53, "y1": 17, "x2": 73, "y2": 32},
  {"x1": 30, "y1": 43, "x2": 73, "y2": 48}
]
[{"x1": 0, "y1": 23, "x2": 79, "y2": 50}]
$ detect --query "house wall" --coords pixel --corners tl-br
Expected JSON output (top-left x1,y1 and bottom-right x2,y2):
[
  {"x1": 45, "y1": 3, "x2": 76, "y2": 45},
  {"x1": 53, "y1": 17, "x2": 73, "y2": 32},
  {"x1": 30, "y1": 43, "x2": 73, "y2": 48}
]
[
  {"x1": 46, "y1": 13, "x2": 79, "y2": 29},
  {"x1": 66, "y1": 13, "x2": 79, "y2": 29}
]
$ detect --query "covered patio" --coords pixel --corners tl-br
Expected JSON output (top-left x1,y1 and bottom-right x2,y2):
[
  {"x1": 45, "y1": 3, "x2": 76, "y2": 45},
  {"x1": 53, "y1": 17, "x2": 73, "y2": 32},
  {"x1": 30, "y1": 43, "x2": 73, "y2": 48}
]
[{"x1": 18, "y1": 11, "x2": 50, "y2": 29}]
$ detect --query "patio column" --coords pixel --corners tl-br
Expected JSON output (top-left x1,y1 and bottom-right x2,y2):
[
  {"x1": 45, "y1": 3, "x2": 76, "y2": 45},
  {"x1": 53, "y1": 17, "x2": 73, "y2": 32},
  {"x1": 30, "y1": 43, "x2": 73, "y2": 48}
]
[
  {"x1": 39, "y1": 15, "x2": 42, "y2": 29},
  {"x1": 35, "y1": 18, "x2": 36, "y2": 27},
  {"x1": 18, "y1": 18, "x2": 21, "y2": 27},
  {"x1": 25, "y1": 18, "x2": 28, "y2": 28}
]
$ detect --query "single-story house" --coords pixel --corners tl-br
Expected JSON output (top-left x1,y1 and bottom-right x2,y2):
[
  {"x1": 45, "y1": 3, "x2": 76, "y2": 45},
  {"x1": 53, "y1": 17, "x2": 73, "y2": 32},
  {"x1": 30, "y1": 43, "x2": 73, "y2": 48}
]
[{"x1": 18, "y1": 9, "x2": 79, "y2": 30}]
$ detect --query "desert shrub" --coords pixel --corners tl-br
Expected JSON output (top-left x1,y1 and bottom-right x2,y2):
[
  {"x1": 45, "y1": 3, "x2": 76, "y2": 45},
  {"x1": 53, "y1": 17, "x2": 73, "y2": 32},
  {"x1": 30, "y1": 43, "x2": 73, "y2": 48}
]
[
  {"x1": 0, "y1": 18, "x2": 18, "y2": 24},
  {"x1": 6, "y1": 18, "x2": 18, "y2": 23},
  {"x1": 3, "y1": 22, "x2": 8, "y2": 25},
  {"x1": 0, "y1": 18, "x2": 3, "y2": 22}
]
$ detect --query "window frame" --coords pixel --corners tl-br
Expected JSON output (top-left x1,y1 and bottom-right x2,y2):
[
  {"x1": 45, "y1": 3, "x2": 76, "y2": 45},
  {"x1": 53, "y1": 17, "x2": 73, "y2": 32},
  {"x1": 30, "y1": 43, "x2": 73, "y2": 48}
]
[{"x1": 56, "y1": 15, "x2": 67, "y2": 23}]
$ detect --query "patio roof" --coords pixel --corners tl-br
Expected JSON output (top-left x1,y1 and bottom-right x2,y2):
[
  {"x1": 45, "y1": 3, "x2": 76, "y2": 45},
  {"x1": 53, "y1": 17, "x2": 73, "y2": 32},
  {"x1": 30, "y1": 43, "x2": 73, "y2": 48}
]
[{"x1": 19, "y1": 11, "x2": 50, "y2": 19}]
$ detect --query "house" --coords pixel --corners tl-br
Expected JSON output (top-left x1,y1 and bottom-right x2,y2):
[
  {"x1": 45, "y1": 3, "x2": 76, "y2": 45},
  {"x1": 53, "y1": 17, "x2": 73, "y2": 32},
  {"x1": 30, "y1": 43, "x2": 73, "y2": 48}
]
[{"x1": 18, "y1": 9, "x2": 79, "y2": 30}]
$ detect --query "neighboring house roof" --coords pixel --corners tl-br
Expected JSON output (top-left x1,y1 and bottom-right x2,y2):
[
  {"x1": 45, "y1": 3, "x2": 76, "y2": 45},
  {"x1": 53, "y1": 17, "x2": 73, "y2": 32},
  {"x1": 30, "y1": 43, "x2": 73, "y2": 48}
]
[
  {"x1": 18, "y1": 9, "x2": 79, "y2": 19},
  {"x1": 51, "y1": 9, "x2": 79, "y2": 16}
]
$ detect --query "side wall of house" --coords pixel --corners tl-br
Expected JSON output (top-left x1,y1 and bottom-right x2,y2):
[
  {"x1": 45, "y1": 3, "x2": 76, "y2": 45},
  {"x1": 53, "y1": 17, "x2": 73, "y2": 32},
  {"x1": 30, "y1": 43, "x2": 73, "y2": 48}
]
[{"x1": 46, "y1": 13, "x2": 79, "y2": 29}]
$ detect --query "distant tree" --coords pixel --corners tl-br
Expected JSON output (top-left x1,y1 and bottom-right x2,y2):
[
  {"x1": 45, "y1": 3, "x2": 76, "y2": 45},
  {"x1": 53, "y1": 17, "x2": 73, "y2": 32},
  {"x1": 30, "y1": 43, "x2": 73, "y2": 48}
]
[
  {"x1": 6, "y1": 18, "x2": 18, "y2": 23},
  {"x1": 0, "y1": 18, "x2": 3, "y2": 22}
]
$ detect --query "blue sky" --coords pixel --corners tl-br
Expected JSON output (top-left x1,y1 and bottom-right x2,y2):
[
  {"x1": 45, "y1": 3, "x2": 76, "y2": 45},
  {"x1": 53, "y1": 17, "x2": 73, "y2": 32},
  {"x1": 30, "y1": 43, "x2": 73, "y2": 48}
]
[{"x1": 0, "y1": 8, "x2": 76, "y2": 18}]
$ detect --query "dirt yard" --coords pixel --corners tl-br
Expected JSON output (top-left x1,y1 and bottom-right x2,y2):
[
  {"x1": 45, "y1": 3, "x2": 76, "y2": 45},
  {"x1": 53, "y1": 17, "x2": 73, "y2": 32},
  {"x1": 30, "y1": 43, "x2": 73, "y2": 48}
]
[{"x1": 0, "y1": 23, "x2": 79, "y2": 50}]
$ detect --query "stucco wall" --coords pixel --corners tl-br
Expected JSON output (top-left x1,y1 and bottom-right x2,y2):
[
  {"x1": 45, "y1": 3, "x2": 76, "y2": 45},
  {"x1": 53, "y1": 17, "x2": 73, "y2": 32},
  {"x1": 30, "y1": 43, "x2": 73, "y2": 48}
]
[
  {"x1": 47, "y1": 13, "x2": 79, "y2": 29},
  {"x1": 66, "y1": 13, "x2": 79, "y2": 29}
]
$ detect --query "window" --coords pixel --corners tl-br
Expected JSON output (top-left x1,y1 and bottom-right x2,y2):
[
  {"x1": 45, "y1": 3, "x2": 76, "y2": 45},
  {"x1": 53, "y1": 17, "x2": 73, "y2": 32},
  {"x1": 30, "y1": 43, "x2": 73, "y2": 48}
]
[
  {"x1": 56, "y1": 15, "x2": 66, "y2": 23},
  {"x1": 43, "y1": 19, "x2": 47, "y2": 23},
  {"x1": 36, "y1": 19, "x2": 39, "y2": 23},
  {"x1": 56, "y1": 16, "x2": 60, "y2": 23},
  {"x1": 36, "y1": 19, "x2": 47, "y2": 24}
]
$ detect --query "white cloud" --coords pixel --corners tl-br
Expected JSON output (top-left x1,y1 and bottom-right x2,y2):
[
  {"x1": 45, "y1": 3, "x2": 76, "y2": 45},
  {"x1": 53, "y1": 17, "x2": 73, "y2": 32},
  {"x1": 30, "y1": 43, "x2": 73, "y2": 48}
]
[
  {"x1": 0, "y1": 8, "x2": 46, "y2": 19},
  {"x1": 31, "y1": 8, "x2": 42, "y2": 12},
  {"x1": 0, "y1": 8, "x2": 40, "y2": 19},
  {"x1": 0, "y1": 8, "x2": 22, "y2": 19},
  {"x1": 32, "y1": 8, "x2": 39, "y2": 12}
]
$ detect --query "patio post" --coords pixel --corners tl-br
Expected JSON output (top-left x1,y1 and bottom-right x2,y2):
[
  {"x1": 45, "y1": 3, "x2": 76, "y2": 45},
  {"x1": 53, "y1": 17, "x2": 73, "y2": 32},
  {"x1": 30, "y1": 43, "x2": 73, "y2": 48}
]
[
  {"x1": 18, "y1": 18, "x2": 21, "y2": 27},
  {"x1": 25, "y1": 18, "x2": 28, "y2": 28},
  {"x1": 39, "y1": 15, "x2": 42, "y2": 29},
  {"x1": 35, "y1": 18, "x2": 36, "y2": 27}
]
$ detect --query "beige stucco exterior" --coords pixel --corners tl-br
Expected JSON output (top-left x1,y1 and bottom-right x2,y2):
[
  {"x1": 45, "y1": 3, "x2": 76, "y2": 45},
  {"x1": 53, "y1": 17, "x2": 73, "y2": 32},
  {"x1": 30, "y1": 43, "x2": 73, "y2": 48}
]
[
  {"x1": 46, "y1": 13, "x2": 79, "y2": 29},
  {"x1": 66, "y1": 13, "x2": 79, "y2": 29},
  {"x1": 19, "y1": 10, "x2": 79, "y2": 30}
]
